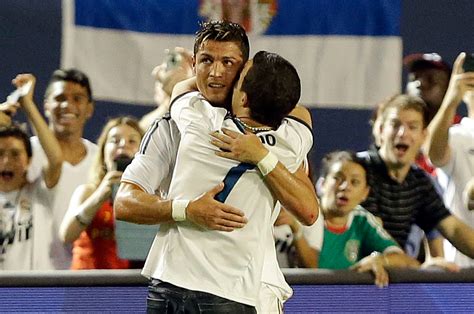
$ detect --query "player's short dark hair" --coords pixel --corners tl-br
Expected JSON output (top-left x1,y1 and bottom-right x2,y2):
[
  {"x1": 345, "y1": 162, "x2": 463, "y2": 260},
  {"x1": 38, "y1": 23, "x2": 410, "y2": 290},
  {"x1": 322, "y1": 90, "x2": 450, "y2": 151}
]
[
  {"x1": 194, "y1": 20, "x2": 250, "y2": 63},
  {"x1": 243, "y1": 51, "x2": 301, "y2": 129}
]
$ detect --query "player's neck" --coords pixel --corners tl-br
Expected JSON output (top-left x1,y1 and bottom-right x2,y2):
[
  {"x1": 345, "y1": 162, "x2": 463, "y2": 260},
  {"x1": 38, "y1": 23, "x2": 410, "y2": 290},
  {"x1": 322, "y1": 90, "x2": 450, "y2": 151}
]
[{"x1": 234, "y1": 116, "x2": 273, "y2": 132}]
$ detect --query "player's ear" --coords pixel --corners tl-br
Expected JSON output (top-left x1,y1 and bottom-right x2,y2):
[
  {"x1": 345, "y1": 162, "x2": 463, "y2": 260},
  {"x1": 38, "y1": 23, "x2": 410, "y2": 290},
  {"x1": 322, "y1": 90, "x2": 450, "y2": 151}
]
[{"x1": 241, "y1": 92, "x2": 249, "y2": 108}]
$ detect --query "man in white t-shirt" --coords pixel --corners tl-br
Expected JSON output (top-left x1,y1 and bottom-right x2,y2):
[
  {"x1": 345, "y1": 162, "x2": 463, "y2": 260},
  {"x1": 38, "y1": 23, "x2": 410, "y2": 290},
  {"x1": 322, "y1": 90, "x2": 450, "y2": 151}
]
[
  {"x1": 427, "y1": 52, "x2": 474, "y2": 267},
  {"x1": 27, "y1": 69, "x2": 97, "y2": 269},
  {"x1": 0, "y1": 73, "x2": 63, "y2": 270}
]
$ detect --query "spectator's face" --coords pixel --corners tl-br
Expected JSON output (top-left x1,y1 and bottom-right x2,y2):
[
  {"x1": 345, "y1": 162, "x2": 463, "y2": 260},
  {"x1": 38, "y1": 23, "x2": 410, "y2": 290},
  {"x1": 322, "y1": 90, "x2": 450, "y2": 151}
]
[
  {"x1": 321, "y1": 160, "x2": 369, "y2": 217},
  {"x1": 379, "y1": 107, "x2": 426, "y2": 170},
  {"x1": 44, "y1": 81, "x2": 93, "y2": 139},
  {"x1": 0, "y1": 137, "x2": 29, "y2": 192},
  {"x1": 406, "y1": 68, "x2": 449, "y2": 118},
  {"x1": 194, "y1": 40, "x2": 244, "y2": 108},
  {"x1": 103, "y1": 124, "x2": 142, "y2": 172}
]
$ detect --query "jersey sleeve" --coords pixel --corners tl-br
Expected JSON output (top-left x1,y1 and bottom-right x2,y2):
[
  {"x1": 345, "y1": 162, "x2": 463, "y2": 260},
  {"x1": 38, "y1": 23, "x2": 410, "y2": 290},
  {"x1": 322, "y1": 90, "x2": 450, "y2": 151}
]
[
  {"x1": 121, "y1": 116, "x2": 179, "y2": 194},
  {"x1": 170, "y1": 91, "x2": 216, "y2": 134}
]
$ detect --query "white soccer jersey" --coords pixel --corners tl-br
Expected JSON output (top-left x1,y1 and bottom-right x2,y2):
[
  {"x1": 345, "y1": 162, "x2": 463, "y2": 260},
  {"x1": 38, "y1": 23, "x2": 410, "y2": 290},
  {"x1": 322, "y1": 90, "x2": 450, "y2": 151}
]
[{"x1": 135, "y1": 92, "x2": 312, "y2": 306}]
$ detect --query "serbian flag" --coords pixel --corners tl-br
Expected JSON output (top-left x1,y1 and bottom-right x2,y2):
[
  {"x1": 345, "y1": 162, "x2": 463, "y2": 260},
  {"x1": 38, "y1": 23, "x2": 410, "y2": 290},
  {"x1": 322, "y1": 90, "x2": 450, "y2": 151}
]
[{"x1": 61, "y1": 0, "x2": 401, "y2": 108}]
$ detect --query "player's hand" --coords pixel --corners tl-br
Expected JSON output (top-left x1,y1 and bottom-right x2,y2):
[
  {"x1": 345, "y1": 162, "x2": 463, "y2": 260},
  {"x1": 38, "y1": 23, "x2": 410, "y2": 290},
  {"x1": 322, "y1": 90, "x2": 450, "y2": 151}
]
[
  {"x1": 351, "y1": 253, "x2": 389, "y2": 288},
  {"x1": 186, "y1": 182, "x2": 247, "y2": 232},
  {"x1": 210, "y1": 128, "x2": 268, "y2": 165}
]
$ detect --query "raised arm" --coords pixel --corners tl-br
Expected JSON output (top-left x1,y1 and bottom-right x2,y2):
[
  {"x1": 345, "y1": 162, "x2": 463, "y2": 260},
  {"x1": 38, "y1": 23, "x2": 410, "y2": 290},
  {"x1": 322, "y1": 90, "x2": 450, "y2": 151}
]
[
  {"x1": 13, "y1": 74, "x2": 63, "y2": 188},
  {"x1": 426, "y1": 52, "x2": 474, "y2": 166}
]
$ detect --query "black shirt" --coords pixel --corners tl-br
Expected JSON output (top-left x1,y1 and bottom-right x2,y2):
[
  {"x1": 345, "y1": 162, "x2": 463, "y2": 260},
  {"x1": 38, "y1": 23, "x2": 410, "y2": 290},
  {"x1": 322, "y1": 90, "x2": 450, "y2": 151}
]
[{"x1": 358, "y1": 148, "x2": 451, "y2": 248}]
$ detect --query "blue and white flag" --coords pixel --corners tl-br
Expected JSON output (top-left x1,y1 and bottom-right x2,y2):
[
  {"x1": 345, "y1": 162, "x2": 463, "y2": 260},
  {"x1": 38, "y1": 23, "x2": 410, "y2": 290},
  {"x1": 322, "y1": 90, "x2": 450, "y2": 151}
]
[{"x1": 61, "y1": 0, "x2": 401, "y2": 108}]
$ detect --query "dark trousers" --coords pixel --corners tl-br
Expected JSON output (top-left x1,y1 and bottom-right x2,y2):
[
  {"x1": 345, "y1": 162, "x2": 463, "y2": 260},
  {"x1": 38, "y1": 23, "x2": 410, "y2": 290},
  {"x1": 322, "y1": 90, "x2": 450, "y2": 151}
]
[{"x1": 147, "y1": 279, "x2": 257, "y2": 314}]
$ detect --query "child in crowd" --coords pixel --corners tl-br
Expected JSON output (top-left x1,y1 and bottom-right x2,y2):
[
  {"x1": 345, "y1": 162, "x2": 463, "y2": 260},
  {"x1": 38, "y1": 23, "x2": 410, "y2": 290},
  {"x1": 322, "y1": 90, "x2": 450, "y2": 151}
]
[
  {"x1": 318, "y1": 151, "x2": 420, "y2": 287},
  {"x1": 0, "y1": 74, "x2": 63, "y2": 270},
  {"x1": 59, "y1": 117, "x2": 144, "y2": 269}
]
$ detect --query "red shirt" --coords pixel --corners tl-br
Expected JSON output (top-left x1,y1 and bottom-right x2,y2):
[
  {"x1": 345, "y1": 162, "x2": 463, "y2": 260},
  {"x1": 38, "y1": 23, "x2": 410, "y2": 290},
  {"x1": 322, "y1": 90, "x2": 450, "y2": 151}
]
[{"x1": 71, "y1": 201, "x2": 130, "y2": 270}]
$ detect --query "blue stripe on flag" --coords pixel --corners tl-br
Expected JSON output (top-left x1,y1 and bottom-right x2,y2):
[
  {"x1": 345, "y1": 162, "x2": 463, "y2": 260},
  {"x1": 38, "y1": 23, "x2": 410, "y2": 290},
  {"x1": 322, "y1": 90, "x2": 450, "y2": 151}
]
[
  {"x1": 266, "y1": 0, "x2": 400, "y2": 36},
  {"x1": 74, "y1": 0, "x2": 400, "y2": 36},
  {"x1": 74, "y1": 0, "x2": 202, "y2": 34}
]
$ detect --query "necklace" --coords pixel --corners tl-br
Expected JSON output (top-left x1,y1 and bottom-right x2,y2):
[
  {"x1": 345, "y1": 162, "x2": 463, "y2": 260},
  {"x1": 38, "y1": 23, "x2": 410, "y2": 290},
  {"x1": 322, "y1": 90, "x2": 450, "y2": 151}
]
[{"x1": 234, "y1": 117, "x2": 273, "y2": 133}]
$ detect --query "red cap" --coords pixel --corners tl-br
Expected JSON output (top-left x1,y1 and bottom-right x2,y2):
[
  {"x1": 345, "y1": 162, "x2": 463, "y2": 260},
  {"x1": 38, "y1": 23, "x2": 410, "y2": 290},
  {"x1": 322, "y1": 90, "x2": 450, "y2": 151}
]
[{"x1": 403, "y1": 53, "x2": 451, "y2": 74}]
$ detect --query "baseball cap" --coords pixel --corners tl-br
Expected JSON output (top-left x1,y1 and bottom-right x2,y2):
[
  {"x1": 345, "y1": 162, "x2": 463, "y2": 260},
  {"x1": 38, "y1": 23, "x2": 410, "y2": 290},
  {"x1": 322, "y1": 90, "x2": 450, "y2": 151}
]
[{"x1": 403, "y1": 53, "x2": 451, "y2": 74}]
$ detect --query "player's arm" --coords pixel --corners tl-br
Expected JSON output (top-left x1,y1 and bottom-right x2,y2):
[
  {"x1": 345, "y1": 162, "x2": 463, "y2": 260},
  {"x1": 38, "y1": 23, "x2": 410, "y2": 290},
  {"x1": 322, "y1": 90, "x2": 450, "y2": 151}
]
[
  {"x1": 211, "y1": 105, "x2": 319, "y2": 225},
  {"x1": 170, "y1": 77, "x2": 197, "y2": 103},
  {"x1": 115, "y1": 181, "x2": 247, "y2": 231}
]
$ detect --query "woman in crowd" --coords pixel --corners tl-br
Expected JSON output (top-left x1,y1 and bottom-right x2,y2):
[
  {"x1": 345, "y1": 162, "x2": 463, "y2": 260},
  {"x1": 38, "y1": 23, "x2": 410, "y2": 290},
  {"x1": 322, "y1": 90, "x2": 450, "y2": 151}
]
[{"x1": 59, "y1": 116, "x2": 144, "y2": 269}]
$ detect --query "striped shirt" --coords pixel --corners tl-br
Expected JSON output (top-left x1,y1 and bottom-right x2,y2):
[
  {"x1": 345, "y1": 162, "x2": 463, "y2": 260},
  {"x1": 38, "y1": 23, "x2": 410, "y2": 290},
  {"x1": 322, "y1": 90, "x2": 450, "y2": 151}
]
[{"x1": 358, "y1": 149, "x2": 450, "y2": 248}]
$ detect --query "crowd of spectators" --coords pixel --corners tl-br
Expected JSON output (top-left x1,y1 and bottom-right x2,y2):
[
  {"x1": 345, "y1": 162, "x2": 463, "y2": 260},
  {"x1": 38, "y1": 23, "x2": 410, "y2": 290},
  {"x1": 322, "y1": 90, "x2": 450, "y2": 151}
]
[{"x1": 0, "y1": 27, "x2": 473, "y2": 296}]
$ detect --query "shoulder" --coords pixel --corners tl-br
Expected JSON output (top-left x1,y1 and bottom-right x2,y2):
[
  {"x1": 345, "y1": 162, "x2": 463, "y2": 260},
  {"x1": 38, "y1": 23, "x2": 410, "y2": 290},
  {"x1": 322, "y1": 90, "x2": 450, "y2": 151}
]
[
  {"x1": 169, "y1": 91, "x2": 202, "y2": 108},
  {"x1": 287, "y1": 104, "x2": 312, "y2": 129}
]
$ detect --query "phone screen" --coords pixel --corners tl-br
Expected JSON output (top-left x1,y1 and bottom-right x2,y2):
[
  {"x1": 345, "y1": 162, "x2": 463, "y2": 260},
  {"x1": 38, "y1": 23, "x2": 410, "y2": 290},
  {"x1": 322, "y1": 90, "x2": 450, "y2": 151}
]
[
  {"x1": 114, "y1": 156, "x2": 133, "y2": 172},
  {"x1": 463, "y1": 53, "x2": 474, "y2": 72}
]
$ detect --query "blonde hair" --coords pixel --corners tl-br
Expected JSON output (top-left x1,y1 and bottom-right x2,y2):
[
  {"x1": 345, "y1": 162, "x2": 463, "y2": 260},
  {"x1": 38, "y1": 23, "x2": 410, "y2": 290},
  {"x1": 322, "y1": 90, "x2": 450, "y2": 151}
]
[{"x1": 89, "y1": 116, "x2": 144, "y2": 186}]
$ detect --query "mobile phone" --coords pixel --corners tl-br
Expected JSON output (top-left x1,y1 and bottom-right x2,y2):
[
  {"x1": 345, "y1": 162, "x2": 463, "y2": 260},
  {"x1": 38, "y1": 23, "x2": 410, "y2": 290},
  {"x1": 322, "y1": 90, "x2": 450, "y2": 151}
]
[
  {"x1": 6, "y1": 81, "x2": 32, "y2": 104},
  {"x1": 463, "y1": 53, "x2": 474, "y2": 72},
  {"x1": 114, "y1": 155, "x2": 133, "y2": 172}
]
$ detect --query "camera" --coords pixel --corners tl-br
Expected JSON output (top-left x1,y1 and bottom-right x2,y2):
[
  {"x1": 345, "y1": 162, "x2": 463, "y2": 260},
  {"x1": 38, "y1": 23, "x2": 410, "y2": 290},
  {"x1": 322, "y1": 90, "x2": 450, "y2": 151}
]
[
  {"x1": 113, "y1": 155, "x2": 133, "y2": 172},
  {"x1": 463, "y1": 53, "x2": 474, "y2": 72},
  {"x1": 111, "y1": 155, "x2": 133, "y2": 201}
]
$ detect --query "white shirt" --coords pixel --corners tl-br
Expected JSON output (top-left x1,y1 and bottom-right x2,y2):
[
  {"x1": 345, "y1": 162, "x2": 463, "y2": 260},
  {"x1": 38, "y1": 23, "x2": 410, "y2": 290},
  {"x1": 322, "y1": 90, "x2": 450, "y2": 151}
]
[
  {"x1": 28, "y1": 136, "x2": 98, "y2": 269},
  {"x1": 123, "y1": 92, "x2": 312, "y2": 306},
  {"x1": 0, "y1": 178, "x2": 56, "y2": 270},
  {"x1": 436, "y1": 117, "x2": 474, "y2": 267}
]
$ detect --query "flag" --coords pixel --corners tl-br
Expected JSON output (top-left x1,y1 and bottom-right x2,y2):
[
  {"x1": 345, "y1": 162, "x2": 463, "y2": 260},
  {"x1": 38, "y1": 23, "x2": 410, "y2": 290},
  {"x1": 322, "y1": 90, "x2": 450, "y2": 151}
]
[{"x1": 61, "y1": 0, "x2": 401, "y2": 108}]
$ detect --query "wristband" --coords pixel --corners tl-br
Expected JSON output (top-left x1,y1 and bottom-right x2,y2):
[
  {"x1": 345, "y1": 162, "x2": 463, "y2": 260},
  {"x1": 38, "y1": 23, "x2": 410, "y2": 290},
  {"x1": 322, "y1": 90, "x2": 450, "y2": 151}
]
[
  {"x1": 257, "y1": 151, "x2": 278, "y2": 176},
  {"x1": 172, "y1": 199, "x2": 189, "y2": 221}
]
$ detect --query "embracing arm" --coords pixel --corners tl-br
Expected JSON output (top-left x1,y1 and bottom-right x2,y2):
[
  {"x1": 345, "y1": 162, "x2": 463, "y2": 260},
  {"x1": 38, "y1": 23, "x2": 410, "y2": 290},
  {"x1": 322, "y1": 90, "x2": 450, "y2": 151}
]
[
  {"x1": 170, "y1": 77, "x2": 197, "y2": 103},
  {"x1": 211, "y1": 104, "x2": 319, "y2": 225},
  {"x1": 114, "y1": 181, "x2": 247, "y2": 231}
]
